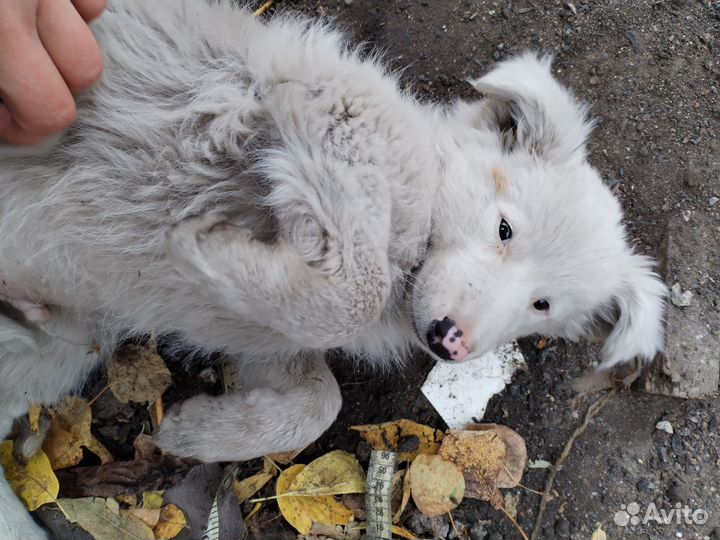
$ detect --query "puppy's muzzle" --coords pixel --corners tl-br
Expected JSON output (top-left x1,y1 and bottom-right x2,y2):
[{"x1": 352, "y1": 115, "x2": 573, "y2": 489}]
[{"x1": 426, "y1": 316, "x2": 469, "y2": 361}]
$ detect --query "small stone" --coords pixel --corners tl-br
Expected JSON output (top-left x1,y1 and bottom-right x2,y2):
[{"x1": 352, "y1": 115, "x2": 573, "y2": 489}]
[
  {"x1": 656, "y1": 420, "x2": 674, "y2": 434},
  {"x1": 470, "y1": 523, "x2": 488, "y2": 540},
  {"x1": 488, "y1": 533, "x2": 503, "y2": 540},
  {"x1": 637, "y1": 478, "x2": 655, "y2": 493},
  {"x1": 555, "y1": 518, "x2": 571, "y2": 538},
  {"x1": 670, "y1": 283, "x2": 692, "y2": 307},
  {"x1": 667, "y1": 481, "x2": 691, "y2": 503},
  {"x1": 709, "y1": 196, "x2": 719, "y2": 207}
]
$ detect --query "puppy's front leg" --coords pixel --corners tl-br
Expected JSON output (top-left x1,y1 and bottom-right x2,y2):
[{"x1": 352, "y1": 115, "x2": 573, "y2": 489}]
[
  {"x1": 166, "y1": 215, "x2": 391, "y2": 348},
  {"x1": 155, "y1": 353, "x2": 341, "y2": 462}
]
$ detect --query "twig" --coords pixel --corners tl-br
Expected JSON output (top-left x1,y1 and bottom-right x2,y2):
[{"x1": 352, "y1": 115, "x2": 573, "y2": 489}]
[
  {"x1": 253, "y1": 0, "x2": 274, "y2": 17},
  {"x1": 530, "y1": 389, "x2": 616, "y2": 540},
  {"x1": 497, "y1": 500, "x2": 529, "y2": 540},
  {"x1": 87, "y1": 384, "x2": 110, "y2": 407}
]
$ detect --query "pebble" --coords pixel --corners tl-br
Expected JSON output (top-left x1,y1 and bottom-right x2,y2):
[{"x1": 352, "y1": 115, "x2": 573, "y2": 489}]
[
  {"x1": 709, "y1": 196, "x2": 719, "y2": 207},
  {"x1": 656, "y1": 420, "x2": 674, "y2": 434},
  {"x1": 470, "y1": 523, "x2": 488, "y2": 540},
  {"x1": 555, "y1": 518, "x2": 571, "y2": 538},
  {"x1": 488, "y1": 533, "x2": 503, "y2": 540},
  {"x1": 667, "y1": 481, "x2": 691, "y2": 503},
  {"x1": 670, "y1": 283, "x2": 692, "y2": 307},
  {"x1": 637, "y1": 478, "x2": 656, "y2": 493}
]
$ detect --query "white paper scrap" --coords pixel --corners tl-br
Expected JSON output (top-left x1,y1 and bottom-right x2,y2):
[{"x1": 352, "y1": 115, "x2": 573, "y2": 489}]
[{"x1": 421, "y1": 341, "x2": 526, "y2": 429}]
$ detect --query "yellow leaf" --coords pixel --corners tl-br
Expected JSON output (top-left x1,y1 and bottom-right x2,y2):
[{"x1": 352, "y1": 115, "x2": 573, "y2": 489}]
[
  {"x1": 408, "y1": 454, "x2": 464, "y2": 517},
  {"x1": 108, "y1": 343, "x2": 172, "y2": 403},
  {"x1": 153, "y1": 504, "x2": 187, "y2": 539},
  {"x1": 234, "y1": 471, "x2": 274, "y2": 504},
  {"x1": 141, "y1": 491, "x2": 165, "y2": 510},
  {"x1": 42, "y1": 396, "x2": 92, "y2": 470},
  {"x1": 85, "y1": 435, "x2": 115, "y2": 464},
  {"x1": 287, "y1": 450, "x2": 365, "y2": 496},
  {"x1": 591, "y1": 524, "x2": 608, "y2": 540},
  {"x1": 28, "y1": 403, "x2": 43, "y2": 434},
  {"x1": 0, "y1": 441, "x2": 59, "y2": 511},
  {"x1": 439, "y1": 429, "x2": 506, "y2": 501},
  {"x1": 245, "y1": 502, "x2": 263, "y2": 522},
  {"x1": 351, "y1": 419, "x2": 444, "y2": 461},
  {"x1": 59, "y1": 497, "x2": 155, "y2": 540},
  {"x1": 276, "y1": 464, "x2": 353, "y2": 535},
  {"x1": 392, "y1": 525, "x2": 421, "y2": 540}
]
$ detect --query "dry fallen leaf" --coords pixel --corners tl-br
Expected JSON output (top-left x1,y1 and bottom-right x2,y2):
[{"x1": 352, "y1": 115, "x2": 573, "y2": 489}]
[
  {"x1": 234, "y1": 471, "x2": 274, "y2": 504},
  {"x1": 85, "y1": 435, "x2": 115, "y2": 464},
  {"x1": 153, "y1": 504, "x2": 187, "y2": 539},
  {"x1": 141, "y1": 491, "x2": 164, "y2": 510},
  {"x1": 128, "y1": 507, "x2": 161, "y2": 528},
  {"x1": 408, "y1": 454, "x2": 464, "y2": 517},
  {"x1": 392, "y1": 525, "x2": 421, "y2": 540},
  {"x1": 276, "y1": 464, "x2": 353, "y2": 535},
  {"x1": 351, "y1": 419, "x2": 444, "y2": 461},
  {"x1": 0, "y1": 440, "x2": 59, "y2": 511},
  {"x1": 42, "y1": 396, "x2": 92, "y2": 470},
  {"x1": 393, "y1": 468, "x2": 412, "y2": 523},
  {"x1": 267, "y1": 447, "x2": 305, "y2": 465},
  {"x1": 59, "y1": 497, "x2": 155, "y2": 540},
  {"x1": 439, "y1": 429, "x2": 506, "y2": 502},
  {"x1": 287, "y1": 450, "x2": 365, "y2": 496},
  {"x1": 108, "y1": 342, "x2": 172, "y2": 403},
  {"x1": 465, "y1": 424, "x2": 527, "y2": 488}
]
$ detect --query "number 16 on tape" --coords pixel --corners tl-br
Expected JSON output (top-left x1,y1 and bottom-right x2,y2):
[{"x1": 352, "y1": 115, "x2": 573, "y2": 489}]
[{"x1": 365, "y1": 450, "x2": 396, "y2": 540}]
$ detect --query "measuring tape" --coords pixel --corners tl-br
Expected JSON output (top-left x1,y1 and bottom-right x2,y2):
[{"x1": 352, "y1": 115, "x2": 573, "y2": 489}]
[
  {"x1": 365, "y1": 450, "x2": 396, "y2": 540},
  {"x1": 201, "y1": 463, "x2": 240, "y2": 540}
]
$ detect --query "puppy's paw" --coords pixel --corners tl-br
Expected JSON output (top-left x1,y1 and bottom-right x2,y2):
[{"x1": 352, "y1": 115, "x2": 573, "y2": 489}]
[
  {"x1": 154, "y1": 394, "x2": 261, "y2": 463},
  {"x1": 165, "y1": 214, "x2": 253, "y2": 282}
]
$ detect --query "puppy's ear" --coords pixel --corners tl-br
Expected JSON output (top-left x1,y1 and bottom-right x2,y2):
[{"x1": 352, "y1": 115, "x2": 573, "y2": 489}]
[
  {"x1": 597, "y1": 254, "x2": 667, "y2": 369},
  {"x1": 471, "y1": 52, "x2": 593, "y2": 163}
]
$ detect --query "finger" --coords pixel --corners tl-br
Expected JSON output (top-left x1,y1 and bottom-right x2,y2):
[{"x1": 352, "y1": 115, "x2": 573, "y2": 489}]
[
  {"x1": 37, "y1": 0, "x2": 104, "y2": 92},
  {"x1": 71, "y1": 0, "x2": 107, "y2": 22},
  {"x1": 0, "y1": 29, "x2": 76, "y2": 141}
]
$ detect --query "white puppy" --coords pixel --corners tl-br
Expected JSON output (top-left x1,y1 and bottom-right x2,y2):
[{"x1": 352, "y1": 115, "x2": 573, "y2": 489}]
[{"x1": 0, "y1": 1, "x2": 666, "y2": 537}]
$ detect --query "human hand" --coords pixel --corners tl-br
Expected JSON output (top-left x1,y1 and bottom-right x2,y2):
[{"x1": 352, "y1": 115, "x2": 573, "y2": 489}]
[{"x1": 0, "y1": 0, "x2": 106, "y2": 144}]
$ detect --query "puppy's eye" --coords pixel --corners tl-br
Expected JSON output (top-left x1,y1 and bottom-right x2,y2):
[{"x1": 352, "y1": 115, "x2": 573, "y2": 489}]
[
  {"x1": 533, "y1": 299, "x2": 550, "y2": 311},
  {"x1": 499, "y1": 218, "x2": 512, "y2": 244}
]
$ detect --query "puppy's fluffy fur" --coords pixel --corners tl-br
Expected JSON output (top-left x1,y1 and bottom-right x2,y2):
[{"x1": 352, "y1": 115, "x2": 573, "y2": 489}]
[{"x1": 0, "y1": 1, "x2": 666, "y2": 537}]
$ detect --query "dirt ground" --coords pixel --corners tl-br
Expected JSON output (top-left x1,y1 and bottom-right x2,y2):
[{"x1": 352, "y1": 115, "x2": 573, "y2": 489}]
[
  {"x1": 53, "y1": 1, "x2": 719, "y2": 540},
  {"x1": 255, "y1": 1, "x2": 719, "y2": 539}
]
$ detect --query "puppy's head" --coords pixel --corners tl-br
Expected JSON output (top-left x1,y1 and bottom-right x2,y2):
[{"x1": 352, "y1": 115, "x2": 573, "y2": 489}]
[{"x1": 410, "y1": 53, "x2": 666, "y2": 369}]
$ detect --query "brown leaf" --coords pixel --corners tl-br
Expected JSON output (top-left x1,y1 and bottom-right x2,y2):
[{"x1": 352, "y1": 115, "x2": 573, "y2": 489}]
[
  {"x1": 465, "y1": 424, "x2": 527, "y2": 488},
  {"x1": 127, "y1": 507, "x2": 161, "y2": 528},
  {"x1": 351, "y1": 419, "x2": 444, "y2": 461},
  {"x1": 108, "y1": 343, "x2": 172, "y2": 404},
  {"x1": 55, "y1": 456, "x2": 196, "y2": 498},
  {"x1": 408, "y1": 454, "x2": 464, "y2": 517},
  {"x1": 42, "y1": 396, "x2": 92, "y2": 470},
  {"x1": 439, "y1": 429, "x2": 506, "y2": 501}
]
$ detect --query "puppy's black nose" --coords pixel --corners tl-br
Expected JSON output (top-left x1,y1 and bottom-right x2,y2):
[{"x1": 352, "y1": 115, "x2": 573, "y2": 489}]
[{"x1": 426, "y1": 316, "x2": 457, "y2": 360}]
